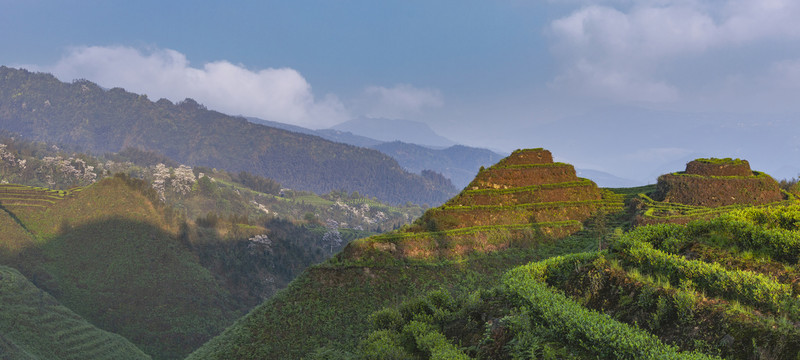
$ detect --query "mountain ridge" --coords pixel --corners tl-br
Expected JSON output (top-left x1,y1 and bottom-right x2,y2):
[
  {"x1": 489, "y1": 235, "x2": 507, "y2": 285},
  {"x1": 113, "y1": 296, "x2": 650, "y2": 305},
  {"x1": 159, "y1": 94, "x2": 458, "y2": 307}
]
[
  {"x1": 0, "y1": 66, "x2": 455, "y2": 206},
  {"x1": 246, "y1": 116, "x2": 506, "y2": 189}
]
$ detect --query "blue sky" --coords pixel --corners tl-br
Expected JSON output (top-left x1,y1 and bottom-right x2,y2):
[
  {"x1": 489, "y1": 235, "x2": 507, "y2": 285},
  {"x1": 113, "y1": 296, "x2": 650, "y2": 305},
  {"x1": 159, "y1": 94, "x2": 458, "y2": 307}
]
[{"x1": 2, "y1": 0, "x2": 800, "y2": 183}]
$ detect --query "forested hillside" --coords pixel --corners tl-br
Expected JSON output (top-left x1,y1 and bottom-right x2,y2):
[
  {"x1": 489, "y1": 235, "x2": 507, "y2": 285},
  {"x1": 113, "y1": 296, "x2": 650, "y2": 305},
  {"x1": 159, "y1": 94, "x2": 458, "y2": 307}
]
[
  {"x1": 0, "y1": 132, "x2": 431, "y2": 359},
  {"x1": 0, "y1": 66, "x2": 456, "y2": 206}
]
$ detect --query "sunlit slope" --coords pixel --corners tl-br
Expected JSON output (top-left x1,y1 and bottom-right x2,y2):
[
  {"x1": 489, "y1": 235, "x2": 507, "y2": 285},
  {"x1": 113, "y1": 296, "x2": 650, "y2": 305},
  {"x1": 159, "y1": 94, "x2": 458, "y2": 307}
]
[
  {"x1": 358, "y1": 205, "x2": 800, "y2": 359},
  {"x1": 633, "y1": 158, "x2": 793, "y2": 225},
  {"x1": 188, "y1": 148, "x2": 621, "y2": 359},
  {"x1": 0, "y1": 265, "x2": 150, "y2": 360},
  {"x1": 0, "y1": 177, "x2": 240, "y2": 360},
  {"x1": 342, "y1": 149, "x2": 622, "y2": 261}
]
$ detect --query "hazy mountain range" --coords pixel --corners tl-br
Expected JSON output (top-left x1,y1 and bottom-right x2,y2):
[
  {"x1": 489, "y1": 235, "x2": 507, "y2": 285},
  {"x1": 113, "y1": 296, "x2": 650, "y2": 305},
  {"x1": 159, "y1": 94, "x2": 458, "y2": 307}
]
[{"x1": 0, "y1": 66, "x2": 455, "y2": 206}]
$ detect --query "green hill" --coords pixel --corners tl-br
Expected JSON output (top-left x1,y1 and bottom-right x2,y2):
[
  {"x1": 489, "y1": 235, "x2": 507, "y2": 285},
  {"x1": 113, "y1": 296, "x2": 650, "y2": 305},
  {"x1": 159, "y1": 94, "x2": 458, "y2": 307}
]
[
  {"x1": 0, "y1": 66, "x2": 455, "y2": 206},
  {"x1": 188, "y1": 150, "x2": 800, "y2": 359},
  {"x1": 341, "y1": 148, "x2": 621, "y2": 261},
  {"x1": 631, "y1": 158, "x2": 793, "y2": 226},
  {"x1": 186, "y1": 148, "x2": 626, "y2": 358},
  {"x1": 355, "y1": 205, "x2": 800, "y2": 359},
  {"x1": 0, "y1": 265, "x2": 150, "y2": 360},
  {"x1": 0, "y1": 173, "x2": 404, "y2": 359},
  {"x1": 0, "y1": 136, "x2": 426, "y2": 358},
  {"x1": 0, "y1": 179, "x2": 241, "y2": 360}
]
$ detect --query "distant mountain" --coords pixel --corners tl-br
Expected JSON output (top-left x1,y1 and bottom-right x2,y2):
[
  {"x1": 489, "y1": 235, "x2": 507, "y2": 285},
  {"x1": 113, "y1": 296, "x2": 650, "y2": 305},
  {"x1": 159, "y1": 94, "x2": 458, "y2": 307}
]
[
  {"x1": 575, "y1": 168, "x2": 644, "y2": 188},
  {"x1": 246, "y1": 117, "x2": 504, "y2": 189},
  {"x1": 0, "y1": 67, "x2": 455, "y2": 206},
  {"x1": 315, "y1": 128, "x2": 385, "y2": 148},
  {"x1": 371, "y1": 141, "x2": 504, "y2": 189},
  {"x1": 331, "y1": 117, "x2": 457, "y2": 148},
  {"x1": 247, "y1": 117, "x2": 384, "y2": 148}
]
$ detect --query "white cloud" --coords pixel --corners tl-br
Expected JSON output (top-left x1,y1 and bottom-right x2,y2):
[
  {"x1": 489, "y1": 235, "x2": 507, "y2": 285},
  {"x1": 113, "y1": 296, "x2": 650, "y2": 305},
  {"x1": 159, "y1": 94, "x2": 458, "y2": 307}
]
[
  {"x1": 36, "y1": 46, "x2": 348, "y2": 128},
  {"x1": 548, "y1": 0, "x2": 800, "y2": 106},
  {"x1": 357, "y1": 84, "x2": 443, "y2": 119}
]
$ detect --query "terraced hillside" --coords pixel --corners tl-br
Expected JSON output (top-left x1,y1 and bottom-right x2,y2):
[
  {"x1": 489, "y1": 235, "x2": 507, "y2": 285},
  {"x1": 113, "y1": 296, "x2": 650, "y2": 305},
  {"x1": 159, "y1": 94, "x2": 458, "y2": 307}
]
[
  {"x1": 341, "y1": 149, "x2": 622, "y2": 261},
  {"x1": 0, "y1": 178, "x2": 244, "y2": 360},
  {"x1": 356, "y1": 205, "x2": 800, "y2": 359},
  {"x1": 188, "y1": 149, "x2": 626, "y2": 359},
  {"x1": 634, "y1": 158, "x2": 792, "y2": 225},
  {"x1": 0, "y1": 184, "x2": 80, "y2": 260},
  {"x1": 0, "y1": 265, "x2": 150, "y2": 360},
  {"x1": 655, "y1": 158, "x2": 784, "y2": 207}
]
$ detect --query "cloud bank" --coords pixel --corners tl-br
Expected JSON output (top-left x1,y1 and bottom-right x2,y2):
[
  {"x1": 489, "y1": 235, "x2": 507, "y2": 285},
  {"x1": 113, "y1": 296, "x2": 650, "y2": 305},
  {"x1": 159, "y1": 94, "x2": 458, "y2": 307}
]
[
  {"x1": 548, "y1": 0, "x2": 800, "y2": 109},
  {"x1": 30, "y1": 46, "x2": 447, "y2": 129},
  {"x1": 37, "y1": 46, "x2": 348, "y2": 128}
]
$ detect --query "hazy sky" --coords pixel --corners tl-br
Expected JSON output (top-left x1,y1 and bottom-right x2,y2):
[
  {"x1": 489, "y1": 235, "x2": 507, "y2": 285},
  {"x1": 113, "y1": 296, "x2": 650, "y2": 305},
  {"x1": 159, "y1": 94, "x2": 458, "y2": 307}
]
[{"x1": 2, "y1": 0, "x2": 800, "y2": 183}]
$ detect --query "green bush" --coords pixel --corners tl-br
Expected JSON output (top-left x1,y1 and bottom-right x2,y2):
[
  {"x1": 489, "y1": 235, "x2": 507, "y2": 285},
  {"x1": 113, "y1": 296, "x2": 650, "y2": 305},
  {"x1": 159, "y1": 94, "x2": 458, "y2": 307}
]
[{"x1": 504, "y1": 264, "x2": 720, "y2": 360}]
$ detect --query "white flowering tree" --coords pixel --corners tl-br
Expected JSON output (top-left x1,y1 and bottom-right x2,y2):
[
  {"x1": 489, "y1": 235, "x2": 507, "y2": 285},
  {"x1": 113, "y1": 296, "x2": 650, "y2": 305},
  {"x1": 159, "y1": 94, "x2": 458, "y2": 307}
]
[
  {"x1": 0, "y1": 144, "x2": 26, "y2": 182},
  {"x1": 35, "y1": 155, "x2": 97, "y2": 187},
  {"x1": 322, "y1": 229, "x2": 343, "y2": 254},
  {"x1": 172, "y1": 165, "x2": 196, "y2": 195},
  {"x1": 151, "y1": 163, "x2": 170, "y2": 201}
]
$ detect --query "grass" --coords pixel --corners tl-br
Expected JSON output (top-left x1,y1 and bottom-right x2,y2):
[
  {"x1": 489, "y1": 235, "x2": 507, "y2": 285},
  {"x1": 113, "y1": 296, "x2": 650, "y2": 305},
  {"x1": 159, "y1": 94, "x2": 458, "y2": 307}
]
[{"x1": 693, "y1": 158, "x2": 747, "y2": 165}]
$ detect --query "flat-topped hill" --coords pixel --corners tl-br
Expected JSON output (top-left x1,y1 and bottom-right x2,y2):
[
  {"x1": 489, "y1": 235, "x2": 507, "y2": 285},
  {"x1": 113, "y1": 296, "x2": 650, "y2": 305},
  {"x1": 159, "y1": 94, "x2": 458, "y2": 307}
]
[
  {"x1": 340, "y1": 148, "x2": 620, "y2": 261},
  {"x1": 685, "y1": 158, "x2": 753, "y2": 177},
  {"x1": 653, "y1": 158, "x2": 784, "y2": 208}
]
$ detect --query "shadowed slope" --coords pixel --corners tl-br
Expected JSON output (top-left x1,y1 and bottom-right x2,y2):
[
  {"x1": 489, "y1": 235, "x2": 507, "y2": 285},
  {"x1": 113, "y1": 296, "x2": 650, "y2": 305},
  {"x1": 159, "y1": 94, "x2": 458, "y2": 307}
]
[
  {"x1": 0, "y1": 178, "x2": 242, "y2": 360},
  {"x1": 0, "y1": 265, "x2": 151, "y2": 360}
]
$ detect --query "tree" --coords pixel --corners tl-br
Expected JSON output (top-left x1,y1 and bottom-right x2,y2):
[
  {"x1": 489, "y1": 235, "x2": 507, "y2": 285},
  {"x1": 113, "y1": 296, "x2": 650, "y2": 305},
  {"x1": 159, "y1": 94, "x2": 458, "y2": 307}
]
[{"x1": 322, "y1": 229, "x2": 343, "y2": 254}]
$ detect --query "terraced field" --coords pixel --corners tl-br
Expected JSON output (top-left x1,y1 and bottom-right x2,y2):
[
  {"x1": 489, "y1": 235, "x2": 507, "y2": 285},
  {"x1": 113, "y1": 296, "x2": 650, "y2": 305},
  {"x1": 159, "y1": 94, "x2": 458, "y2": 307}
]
[
  {"x1": 0, "y1": 184, "x2": 84, "y2": 259},
  {"x1": 653, "y1": 159, "x2": 784, "y2": 208},
  {"x1": 632, "y1": 159, "x2": 795, "y2": 225},
  {"x1": 0, "y1": 265, "x2": 150, "y2": 360},
  {"x1": 342, "y1": 149, "x2": 623, "y2": 261},
  {"x1": 0, "y1": 184, "x2": 83, "y2": 208},
  {"x1": 634, "y1": 192, "x2": 797, "y2": 225},
  {"x1": 359, "y1": 205, "x2": 800, "y2": 359}
]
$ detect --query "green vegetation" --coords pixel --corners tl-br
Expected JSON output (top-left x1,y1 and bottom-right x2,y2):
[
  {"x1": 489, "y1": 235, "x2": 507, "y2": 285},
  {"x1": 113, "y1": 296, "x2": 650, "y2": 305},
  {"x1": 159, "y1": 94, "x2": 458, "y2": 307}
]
[
  {"x1": 0, "y1": 173, "x2": 398, "y2": 359},
  {"x1": 5, "y1": 125, "x2": 800, "y2": 360},
  {"x1": 340, "y1": 205, "x2": 800, "y2": 359},
  {"x1": 0, "y1": 265, "x2": 150, "y2": 359},
  {"x1": 693, "y1": 158, "x2": 747, "y2": 165},
  {"x1": 634, "y1": 192, "x2": 795, "y2": 224},
  {"x1": 187, "y1": 227, "x2": 608, "y2": 360},
  {"x1": 189, "y1": 148, "x2": 800, "y2": 359},
  {"x1": 0, "y1": 66, "x2": 456, "y2": 205}
]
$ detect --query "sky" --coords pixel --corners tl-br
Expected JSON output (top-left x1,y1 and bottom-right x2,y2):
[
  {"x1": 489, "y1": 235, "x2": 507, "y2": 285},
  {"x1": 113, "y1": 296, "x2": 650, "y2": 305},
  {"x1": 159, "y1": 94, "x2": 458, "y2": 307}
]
[{"x1": 2, "y1": 0, "x2": 800, "y2": 184}]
